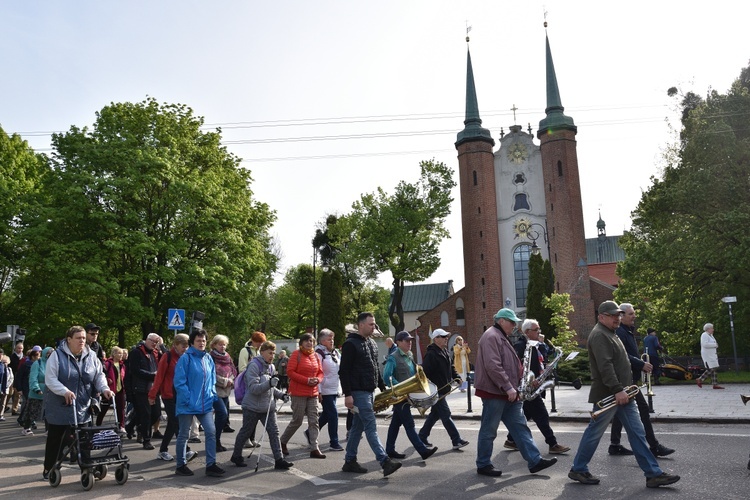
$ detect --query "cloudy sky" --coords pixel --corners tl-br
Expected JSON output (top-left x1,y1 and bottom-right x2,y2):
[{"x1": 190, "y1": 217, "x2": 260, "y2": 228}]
[{"x1": 3, "y1": 1, "x2": 749, "y2": 290}]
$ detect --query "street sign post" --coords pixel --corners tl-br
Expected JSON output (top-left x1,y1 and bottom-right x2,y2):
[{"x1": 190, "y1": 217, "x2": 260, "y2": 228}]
[
  {"x1": 167, "y1": 309, "x2": 186, "y2": 331},
  {"x1": 721, "y1": 297, "x2": 739, "y2": 372}
]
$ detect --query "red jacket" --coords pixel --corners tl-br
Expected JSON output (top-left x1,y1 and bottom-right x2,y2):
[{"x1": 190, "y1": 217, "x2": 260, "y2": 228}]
[
  {"x1": 287, "y1": 349, "x2": 323, "y2": 398},
  {"x1": 104, "y1": 358, "x2": 127, "y2": 394},
  {"x1": 148, "y1": 348, "x2": 180, "y2": 401}
]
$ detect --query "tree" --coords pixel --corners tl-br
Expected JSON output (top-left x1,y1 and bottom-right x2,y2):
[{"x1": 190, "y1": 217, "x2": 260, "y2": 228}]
[
  {"x1": 617, "y1": 62, "x2": 750, "y2": 357},
  {"x1": 15, "y1": 98, "x2": 277, "y2": 347},
  {"x1": 525, "y1": 253, "x2": 556, "y2": 339},
  {"x1": 0, "y1": 127, "x2": 48, "y2": 327},
  {"x1": 332, "y1": 159, "x2": 456, "y2": 332},
  {"x1": 543, "y1": 293, "x2": 578, "y2": 353}
]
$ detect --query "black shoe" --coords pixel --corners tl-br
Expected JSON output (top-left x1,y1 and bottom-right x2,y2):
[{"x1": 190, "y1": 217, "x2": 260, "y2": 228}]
[
  {"x1": 275, "y1": 458, "x2": 294, "y2": 470},
  {"x1": 206, "y1": 464, "x2": 226, "y2": 477},
  {"x1": 175, "y1": 465, "x2": 194, "y2": 476},
  {"x1": 342, "y1": 460, "x2": 367, "y2": 473},
  {"x1": 477, "y1": 465, "x2": 503, "y2": 477},
  {"x1": 188, "y1": 437, "x2": 201, "y2": 443},
  {"x1": 420, "y1": 447, "x2": 438, "y2": 460},
  {"x1": 382, "y1": 458, "x2": 401, "y2": 477},
  {"x1": 568, "y1": 469, "x2": 600, "y2": 485},
  {"x1": 651, "y1": 444, "x2": 675, "y2": 457},
  {"x1": 216, "y1": 443, "x2": 228, "y2": 452},
  {"x1": 608, "y1": 444, "x2": 633, "y2": 456},
  {"x1": 230, "y1": 456, "x2": 247, "y2": 467},
  {"x1": 530, "y1": 457, "x2": 557, "y2": 474},
  {"x1": 646, "y1": 472, "x2": 680, "y2": 488},
  {"x1": 143, "y1": 441, "x2": 155, "y2": 450},
  {"x1": 152, "y1": 430, "x2": 163, "y2": 439},
  {"x1": 387, "y1": 451, "x2": 406, "y2": 459},
  {"x1": 224, "y1": 425, "x2": 235, "y2": 433},
  {"x1": 42, "y1": 470, "x2": 50, "y2": 480}
]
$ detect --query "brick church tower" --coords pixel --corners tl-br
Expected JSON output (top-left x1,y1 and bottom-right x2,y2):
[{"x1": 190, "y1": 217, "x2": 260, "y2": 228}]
[
  {"x1": 537, "y1": 33, "x2": 594, "y2": 338},
  {"x1": 454, "y1": 47, "x2": 504, "y2": 340}
]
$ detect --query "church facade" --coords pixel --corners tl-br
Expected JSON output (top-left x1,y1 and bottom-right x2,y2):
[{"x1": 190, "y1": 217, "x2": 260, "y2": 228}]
[{"x1": 413, "y1": 33, "x2": 596, "y2": 359}]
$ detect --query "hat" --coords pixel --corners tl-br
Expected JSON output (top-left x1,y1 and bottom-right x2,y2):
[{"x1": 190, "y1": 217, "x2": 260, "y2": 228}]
[
  {"x1": 429, "y1": 328, "x2": 450, "y2": 340},
  {"x1": 493, "y1": 308, "x2": 521, "y2": 323},
  {"x1": 646, "y1": 327, "x2": 656, "y2": 334},
  {"x1": 85, "y1": 323, "x2": 100, "y2": 331},
  {"x1": 597, "y1": 300, "x2": 622, "y2": 315},
  {"x1": 395, "y1": 331, "x2": 414, "y2": 342},
  {"x1": 32, "y1": 345, "x2": 42, "y2": 352}
]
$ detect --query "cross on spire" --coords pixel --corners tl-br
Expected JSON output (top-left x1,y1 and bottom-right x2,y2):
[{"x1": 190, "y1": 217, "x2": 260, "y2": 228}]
[{"x1": 511, "y1": 104, "x2": 518, "y2": 124}]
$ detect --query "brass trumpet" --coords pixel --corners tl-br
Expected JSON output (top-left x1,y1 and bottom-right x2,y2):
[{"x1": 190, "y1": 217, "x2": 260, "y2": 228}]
[
  {"x1": 641, "y1": 352, "x2": 654, "y2": 397},
  {"x1": 590, "y1": 385, "x2": 641, "y2": 421},
  {"x1": 741, "y1": 394, "x2": 750, "y2": 405}
]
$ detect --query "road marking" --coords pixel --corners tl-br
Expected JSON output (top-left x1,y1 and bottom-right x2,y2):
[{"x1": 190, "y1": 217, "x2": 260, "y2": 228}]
[{"x1": 286, "y1": 466, "x2": 350, "y2": 485}]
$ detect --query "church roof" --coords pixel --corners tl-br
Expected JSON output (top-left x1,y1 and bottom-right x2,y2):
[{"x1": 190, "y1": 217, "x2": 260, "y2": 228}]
[
  {"x1": 538, "y1": 34, "x2": 577, "y2": 135},
  {"x1": 455, "y1": 47, "x2": 494, "y2": 148},
  {"x1": 391, "y1": 281, "x2": 454, "y2": 313},
  {"x1": 586, "y1": 235, "x2": 626, "y2": 264}
]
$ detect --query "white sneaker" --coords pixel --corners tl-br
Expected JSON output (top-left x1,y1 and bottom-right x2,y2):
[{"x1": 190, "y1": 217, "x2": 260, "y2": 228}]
[
  {"x1": 157, "y1": 451, "x2": 174, "y2": 461},
  {"x1": 21, "y1": 429, "x2": 34, "y2": 436},
  {"x1": 186, "y1": 450, "x2": 198, "y2": 463}
]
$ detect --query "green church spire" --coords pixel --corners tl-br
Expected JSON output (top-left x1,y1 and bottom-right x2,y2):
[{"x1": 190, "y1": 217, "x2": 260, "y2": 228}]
[
  {"x1": 538, "y1": 34, "x2": 576, "y2": 134},
  {"x1": 456, "y1": 47, "x2": 494, "y2": 147}
]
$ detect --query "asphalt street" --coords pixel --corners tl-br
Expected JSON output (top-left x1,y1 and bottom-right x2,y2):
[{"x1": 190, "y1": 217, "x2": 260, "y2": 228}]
[{"x1": 3, "y1": 393, "x2": 750, "y2": 499}]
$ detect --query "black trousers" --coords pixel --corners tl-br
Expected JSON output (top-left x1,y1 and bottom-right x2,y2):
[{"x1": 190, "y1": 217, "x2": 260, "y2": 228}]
[
  {"x1": 506, "y1": 395, "x2": 558, "y2": 446},
  {"x1": 610, "y1": 389, "x2": 658, "y2": 449},
  {"x1": 160, "y1": 398, "x2": 179, "y2": 453},
  {"x1": 133, "y1": 392, "x2": 160, "y2": 443},
  {"x1": 44, "y1": 423, "x2": 75, "y2": 472}
]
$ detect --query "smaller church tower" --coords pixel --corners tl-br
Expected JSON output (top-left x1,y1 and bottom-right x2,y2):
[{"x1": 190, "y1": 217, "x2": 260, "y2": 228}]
[
  {"x1": 537, "y1": 30, "x2": 594, "y2": 338},
  {"x1": 455, "y1": 43, "x2": 503, "y2": 340}
]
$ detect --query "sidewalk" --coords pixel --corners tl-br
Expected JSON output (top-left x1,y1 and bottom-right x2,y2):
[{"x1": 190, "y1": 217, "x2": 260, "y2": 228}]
[{"x1": 267, "y1": 382, "x2": 750, "y2": 424}]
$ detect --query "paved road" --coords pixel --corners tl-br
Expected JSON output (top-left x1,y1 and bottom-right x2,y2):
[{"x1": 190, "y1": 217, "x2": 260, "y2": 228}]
[{"x1": 3, "y1": 381, "x2": 750, "y2": 498}]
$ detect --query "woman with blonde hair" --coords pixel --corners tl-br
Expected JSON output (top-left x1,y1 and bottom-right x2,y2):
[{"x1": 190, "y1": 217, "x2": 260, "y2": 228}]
[
  {"x1": 96, "y1": 346, "x2": 127, "y2": 431},
  {"x1": 453, "y1": 336, "x2": 471, "y2": 392},
  {"x1": 209, "y1": 334, "x2": 234, "y2": 451}
]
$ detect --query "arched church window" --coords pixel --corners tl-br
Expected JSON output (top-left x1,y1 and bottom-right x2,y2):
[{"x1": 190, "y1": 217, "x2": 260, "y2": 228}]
[
  {"x1": 513, "y1": 243, "x2": 532, "y2": 308},
  {"x1": 557, "y1": 160, "x2": 563, "y2": 176},
  {"x1": 440, "y1": 311, "x2": 449, "y2": 327},
  {"x1": 513, "y1": 193, "x2": 530, "y2": 211},
  {"x1": 473, "y1": 171, "x2": 478, "y2": 185},
  {"x1": 455, "y1": 298, "x2": 465, "y2": 326}
]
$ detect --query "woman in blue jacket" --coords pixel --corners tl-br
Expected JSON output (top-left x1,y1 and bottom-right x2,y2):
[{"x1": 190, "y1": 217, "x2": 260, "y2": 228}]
[
  {"x1": 173, "y1": 328, "x2": 224, "y2": 478},
  {"x1": 21, "y1": 346, "x2": 54, "y2": 435}
]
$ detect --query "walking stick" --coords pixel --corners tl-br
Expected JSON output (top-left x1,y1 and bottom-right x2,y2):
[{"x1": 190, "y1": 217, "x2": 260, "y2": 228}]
[{"x1": 254, "y1": 391, "x2": 281, "y2": 472}]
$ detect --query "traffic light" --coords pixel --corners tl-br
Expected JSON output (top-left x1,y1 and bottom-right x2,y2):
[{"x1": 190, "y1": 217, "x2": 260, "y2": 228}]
[
  {"x1": 15, "y1": 327, "x2": 26, "y2": 343},
  {"x1": 0, "y1": 326, "x2": 11, "y2": 344}
]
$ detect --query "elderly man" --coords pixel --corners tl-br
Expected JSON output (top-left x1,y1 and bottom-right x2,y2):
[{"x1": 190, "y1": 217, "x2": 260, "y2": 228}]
[
  {"x1": 608, "y1": 303, "x2": 674, "y2": 457},
  {"x1": 85, "y1": 323, "x2": 105, "y2": 364},
  {"x1": 339, "y1": 312, "x2": 401, "y2": 476},
  {"x1": 129, "y1": 333, "x2": 161, "y2": 450},
  {"x1": 474, "y1": 308, "x2": 557, "y2": 477},
  {"x1": 568, "y1": 301, "x2": 680, "y2": 488},
  {"x1": 505, "y1": 319, "x2": 570, "y2": 455},
  {"x1": 383, "y1": 331, "x2": 437, "y2": 460}
]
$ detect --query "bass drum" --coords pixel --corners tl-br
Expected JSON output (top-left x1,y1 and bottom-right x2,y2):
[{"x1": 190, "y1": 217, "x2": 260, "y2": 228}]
[{"x1": 407, "y1": 381, "x2": 439, "y2": 415}]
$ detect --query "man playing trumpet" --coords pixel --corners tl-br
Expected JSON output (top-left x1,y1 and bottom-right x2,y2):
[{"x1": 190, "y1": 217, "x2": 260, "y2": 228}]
[{"x1": 568, "y1": 301, "x2": 680, "y2": 488}]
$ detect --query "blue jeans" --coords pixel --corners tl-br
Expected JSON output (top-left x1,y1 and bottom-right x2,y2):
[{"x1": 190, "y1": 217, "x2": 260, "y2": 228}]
[
  {"x1": 318, "y1": 394, "x2": 340, "y2": 447},
  {"x1": 572, "y1": 399, "x2": 662, "y2": 478},
  {"x1": 476, "y1": 398, "x2": 543, "y2": 470},
  {"x1": 419, "y1": 397, "x2": 461, "y2": 446},
  {"x1": 345, "y1": 391, "x2": 387, "y2": 465},
  {"x1": 176, "y1": 412, "x2": 216, "y2": 468},
  {"x1": 386, "y1": 401, "x2": 428, "y2": 455}
]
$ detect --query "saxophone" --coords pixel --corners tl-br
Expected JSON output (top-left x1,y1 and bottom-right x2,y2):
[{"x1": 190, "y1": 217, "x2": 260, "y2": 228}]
[{"x1": 518, "y1": 340, "x2": 564, "y2": 401}]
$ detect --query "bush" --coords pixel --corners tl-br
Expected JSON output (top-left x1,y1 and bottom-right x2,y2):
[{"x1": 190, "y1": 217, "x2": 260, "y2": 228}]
[{"x1": 556, "y1": 349, "x2": 591, "y2": 384}]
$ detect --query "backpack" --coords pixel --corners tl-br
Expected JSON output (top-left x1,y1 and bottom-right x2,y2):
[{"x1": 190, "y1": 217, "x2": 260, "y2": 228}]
[{"x1": 234, "y1": 357, "x2": 275, "y2": 405}]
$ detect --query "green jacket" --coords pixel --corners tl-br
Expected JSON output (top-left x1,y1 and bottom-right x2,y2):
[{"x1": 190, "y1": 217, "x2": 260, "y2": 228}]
[{"x1": 587, "y1": 321, "x2": 633, "y2": 403}]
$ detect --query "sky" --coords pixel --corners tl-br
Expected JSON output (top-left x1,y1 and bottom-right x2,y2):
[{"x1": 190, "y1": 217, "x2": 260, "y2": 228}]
[{"x1": 3, "y1": 1, "x2": 749, "y2": 291}]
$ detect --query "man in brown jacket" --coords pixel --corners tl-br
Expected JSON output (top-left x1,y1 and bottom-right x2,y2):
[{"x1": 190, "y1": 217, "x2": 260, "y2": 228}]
[{"x1": 474, "y1": 308, "x2": 557, "y2": 477}]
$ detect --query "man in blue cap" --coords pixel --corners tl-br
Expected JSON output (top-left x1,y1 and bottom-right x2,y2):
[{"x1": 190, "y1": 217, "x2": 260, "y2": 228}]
[{"x1": 474, "y1": 308, "x2": 557, "y2": 477}]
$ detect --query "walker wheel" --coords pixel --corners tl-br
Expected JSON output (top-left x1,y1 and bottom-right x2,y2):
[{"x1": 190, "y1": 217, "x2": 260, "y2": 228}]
[
  {"x1": 115, "y1": 465, "x2": 129, "y2": 485},
  {"x1": 81, "y1": 471, "x2": 94, "y2": 491},
  {"x1": 49, "y1": 468, "x2": 62, "y2": 488},
  {"x1": 94, "y1": 464, "x2": 108, "y2": 480},
  {"x1": 684, "y1": 372, "x2": 693, "y2": 380}
]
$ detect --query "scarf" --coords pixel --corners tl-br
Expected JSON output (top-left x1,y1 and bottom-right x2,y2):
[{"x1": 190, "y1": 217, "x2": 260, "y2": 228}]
[
  {"x1": 300, "y1": 346, "x2": 315, "y2": 356},
  {"x1": 210, "y1": 349, "x2": 237, "y2": 379}
]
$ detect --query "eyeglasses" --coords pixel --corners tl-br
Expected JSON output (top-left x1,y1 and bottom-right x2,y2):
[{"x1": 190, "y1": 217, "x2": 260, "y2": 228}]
[{"x1": 528, "y1": 327, "x2": 541, "y2": 331}]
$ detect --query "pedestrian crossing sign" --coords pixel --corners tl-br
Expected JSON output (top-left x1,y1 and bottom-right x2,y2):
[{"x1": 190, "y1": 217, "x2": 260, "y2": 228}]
[{"x1": 167, "y1": 308, "x2": 185, "y2": 330}]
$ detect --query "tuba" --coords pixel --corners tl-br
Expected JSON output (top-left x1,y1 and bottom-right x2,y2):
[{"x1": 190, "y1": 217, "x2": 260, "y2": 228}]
[{"x1": 373, "y1": 365, "x2": 430, "y2": 413}]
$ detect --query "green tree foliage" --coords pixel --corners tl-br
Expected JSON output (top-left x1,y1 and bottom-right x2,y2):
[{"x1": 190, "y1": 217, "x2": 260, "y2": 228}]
[
  {"x1": 319, "y1": 267, "x2": 345, "y2": 346},
  {"x1": 543, "y1": 293, "x2": 578, "y2": 353},
  {"x1": 265, "y1": 264, "x2": 314, "y2": 339},
  {"x1": 617, "y1": 63, "x2": 750, "y2": 356},
  {"x1": 525, "y1": 253, "x2": 556, "y2": 339},
  {"x1": 0, "y1": 127, "x2": 48, "y2": 327},
  {"x1": 332, "y1": 159, "x2": 456, "y2": 331},
  {"x1": 15, "y1": 98, "x2": 276, "y2": 348}
]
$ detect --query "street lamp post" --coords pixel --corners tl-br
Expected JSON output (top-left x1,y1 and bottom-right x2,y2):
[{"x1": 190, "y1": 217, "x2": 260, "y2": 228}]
[
  {"x1": 721, "y1": 296, "x2": 739, "y2": 372},
  {"x1": 312, "y1": 243, "x2": 318, "y2": 334}
]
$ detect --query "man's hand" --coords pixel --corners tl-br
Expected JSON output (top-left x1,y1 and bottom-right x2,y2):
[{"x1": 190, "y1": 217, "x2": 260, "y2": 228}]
[
  {"x1": 344, "y1": 395, "x2": 354, "y2": 409},
  {"x1": 615, "y1": 390, "x2": 630, "y2": 405},
  {"x1": 506, "y1": 388, "x2": 519, "y2": 403},
  {"x1": 642, "y1": 362, "x2": 653, "y2": 373}
]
